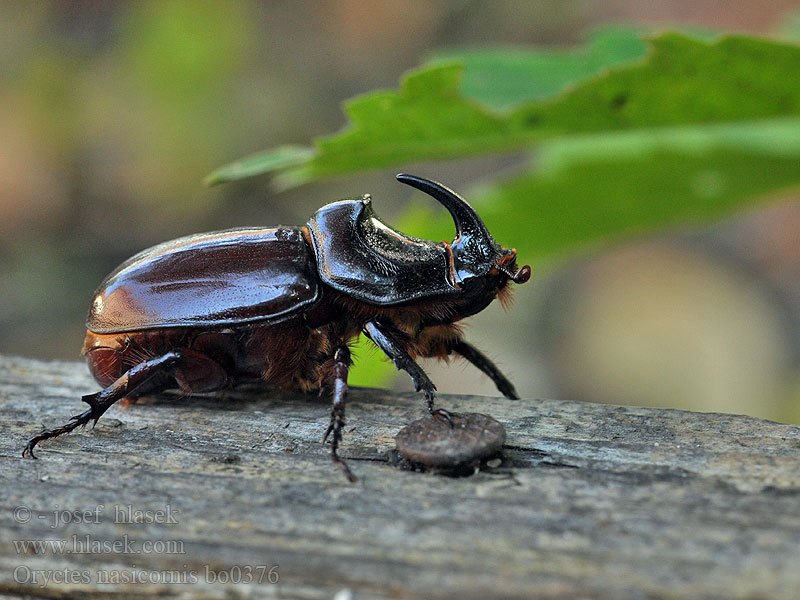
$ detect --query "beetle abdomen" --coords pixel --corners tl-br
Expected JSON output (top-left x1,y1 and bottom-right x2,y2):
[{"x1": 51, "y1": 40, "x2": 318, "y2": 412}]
[
  {"x1": 87, "y1": 227, "x2": 319, "y2": 334},
  {"x1": 82, "y1": 316, "x2": 345, "y2": 394}
]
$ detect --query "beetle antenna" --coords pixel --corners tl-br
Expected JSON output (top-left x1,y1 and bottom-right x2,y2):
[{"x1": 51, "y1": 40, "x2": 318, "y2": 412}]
[{"x1": 499, "y1": 264, "x2": 532, "y2": 284}]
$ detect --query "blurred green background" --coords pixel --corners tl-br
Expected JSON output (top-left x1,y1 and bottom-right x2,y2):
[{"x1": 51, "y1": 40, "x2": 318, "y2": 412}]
[{"x1": 2, "y1": 1, "x2": 799, "y2": 423}]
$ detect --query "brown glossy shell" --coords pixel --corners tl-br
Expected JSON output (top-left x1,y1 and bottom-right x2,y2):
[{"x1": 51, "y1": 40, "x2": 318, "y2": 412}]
[{"x1": 87, "y1": 226, "x2": 319, "y2": 334}]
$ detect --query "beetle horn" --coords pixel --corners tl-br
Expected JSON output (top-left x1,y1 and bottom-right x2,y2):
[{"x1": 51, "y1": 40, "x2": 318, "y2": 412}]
[{"x1": 396, "y1": 174, "x2": 494, "y2": 245}]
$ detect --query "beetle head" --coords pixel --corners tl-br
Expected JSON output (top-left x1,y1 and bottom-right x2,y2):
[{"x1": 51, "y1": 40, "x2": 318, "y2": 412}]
[{"x1": 396, "y1": 174, "x2": 530, "y2": 309}]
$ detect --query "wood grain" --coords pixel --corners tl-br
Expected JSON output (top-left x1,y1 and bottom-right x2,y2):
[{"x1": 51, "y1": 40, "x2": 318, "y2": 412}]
[{"x1": 1, "y1": 354, "x2": 799, "y2": 599}]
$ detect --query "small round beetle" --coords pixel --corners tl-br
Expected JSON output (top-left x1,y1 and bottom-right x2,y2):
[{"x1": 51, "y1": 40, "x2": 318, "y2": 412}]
[{"x1": 23, "y1": 174, "x2": 530, "y2": 480}]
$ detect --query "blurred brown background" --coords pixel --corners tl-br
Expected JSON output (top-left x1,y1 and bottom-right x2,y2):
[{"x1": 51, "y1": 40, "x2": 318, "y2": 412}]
[{"x1": 2, "y1": 1, "x2": 799, "y2": 422}]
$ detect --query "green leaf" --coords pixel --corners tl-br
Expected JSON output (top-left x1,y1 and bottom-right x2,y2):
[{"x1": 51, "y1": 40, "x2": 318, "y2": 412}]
[
  {"x1": 272, "y1": 63, "x2": 515, "y2": 188},
  {"x1": 204, "y1": 145, "x2": 314, "y2": 186},
  {"x1": 503, "y1": 150, "x2": 800, "y2": 261},
  {"x1": 207, "y1": 31, "x2": 800, "y2": 186},
  {"x1": 428, "y1": 27, "x2": 648, "y2": 111},
  {"x1": 510, "y1": 33, "x2": 800, "y2": 133},
  {"x1": 398, "y1": 118, "x2": 800, "y2": 265}
]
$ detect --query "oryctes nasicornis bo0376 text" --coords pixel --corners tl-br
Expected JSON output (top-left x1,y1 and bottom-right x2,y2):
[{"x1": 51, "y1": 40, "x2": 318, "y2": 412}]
[{"x1": 23, "y1": 174, "x2": 530, "y2": 480}]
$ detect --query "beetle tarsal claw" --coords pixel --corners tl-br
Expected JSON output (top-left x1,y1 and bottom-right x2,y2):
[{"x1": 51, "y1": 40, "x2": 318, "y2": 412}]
[
  {"x1": 425, "y1": 392, "x2": 456, "y2": 428},
  {"x1": 431, "y1": 408, "x2": 455, "y2": 429},
  {"x1": 22, "y1": 441, "x2": 38, "y2": 459}
]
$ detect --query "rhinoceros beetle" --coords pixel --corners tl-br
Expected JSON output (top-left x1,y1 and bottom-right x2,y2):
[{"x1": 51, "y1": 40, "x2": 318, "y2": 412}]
[{"x1": 23, "y1": 174, "x2": 530, "y2": 481}]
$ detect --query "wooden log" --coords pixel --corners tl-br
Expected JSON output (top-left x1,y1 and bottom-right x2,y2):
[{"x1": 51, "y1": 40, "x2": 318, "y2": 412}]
[{"x1": 1, "y1": 353, "x2": 799, "y2": 599}]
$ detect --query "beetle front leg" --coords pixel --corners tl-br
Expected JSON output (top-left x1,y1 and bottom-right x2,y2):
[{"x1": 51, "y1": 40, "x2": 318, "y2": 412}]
[
  {"x1": 363, "y1": 321, "x2": 452, "y2": 423},
  {"x1": 452, "y1": 340, "x2": 519, "y2": 399},
  {"x1": 23, "y1": 351, "x2": 184, "y2": 458},
  {"x1": 322, "y1": 345, "x2": 356, "y2": 482}
]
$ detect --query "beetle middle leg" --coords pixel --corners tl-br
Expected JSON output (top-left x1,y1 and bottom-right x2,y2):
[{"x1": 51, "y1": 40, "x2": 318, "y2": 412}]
[
  {"x1": 23, "y1": 350, "x2": 185, "y2": 458},
  {"x1": 321, "y1": 345, "x2": 356, "y2": 482},
  {"x1": 363, "y1": 320, "x2": 453, "y2": 424}
]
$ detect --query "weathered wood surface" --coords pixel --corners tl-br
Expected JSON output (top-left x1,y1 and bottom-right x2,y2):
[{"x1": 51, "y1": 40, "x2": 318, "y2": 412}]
[{"x1": 1, "y1": 353, "x2": 799, "y2": 600}]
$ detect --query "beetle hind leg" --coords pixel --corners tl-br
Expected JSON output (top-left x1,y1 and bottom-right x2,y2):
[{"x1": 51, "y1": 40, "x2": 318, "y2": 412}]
[
  {"x1": 23, "y1": 351, "x2": 184, "y2": 459},
  {"x1": 322, "y1": 345, "x2": 356, "y2": 482}
]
